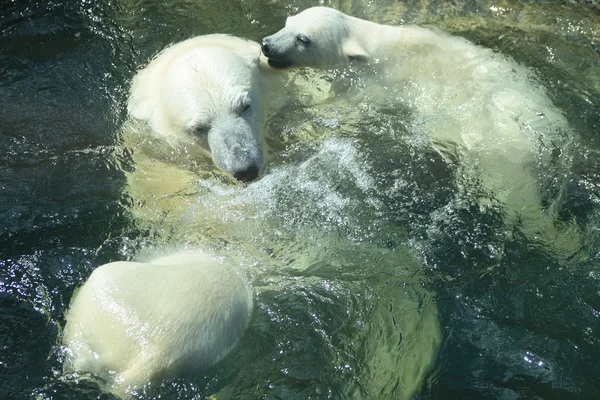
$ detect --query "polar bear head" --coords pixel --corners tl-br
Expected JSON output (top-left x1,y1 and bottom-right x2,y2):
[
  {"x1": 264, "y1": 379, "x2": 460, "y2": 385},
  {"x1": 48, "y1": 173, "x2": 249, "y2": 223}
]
[
  {"x1": 129, "y1": 35, "x2": 265, "y2": 181},
  {"x1": 261, "y1": 7, "x2": 370, "y2": 69}
]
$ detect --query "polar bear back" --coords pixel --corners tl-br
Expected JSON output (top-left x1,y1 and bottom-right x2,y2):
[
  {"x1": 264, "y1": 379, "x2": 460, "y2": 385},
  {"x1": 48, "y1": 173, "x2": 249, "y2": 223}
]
[{"x1": 63, "y1": 252, "x2": 252, "y2": 396}]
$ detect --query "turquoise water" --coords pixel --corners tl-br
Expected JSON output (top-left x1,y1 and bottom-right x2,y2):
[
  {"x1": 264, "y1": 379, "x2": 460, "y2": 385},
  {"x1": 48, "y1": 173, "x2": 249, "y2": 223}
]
[{"x1": 1, "y1": 0, "x2": 599, "y2": 399}]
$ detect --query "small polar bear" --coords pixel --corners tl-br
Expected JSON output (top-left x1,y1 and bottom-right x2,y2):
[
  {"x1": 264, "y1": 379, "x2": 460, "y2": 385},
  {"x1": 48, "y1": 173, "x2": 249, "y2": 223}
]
[
  {"x1": 128, "y1": 34, "x2": 271, "y2": 181},
  {"x1": 62, "y1": 251, "x2": 252, "y2": 397},
  {"x1": 262, "y1": 7, "x2": 574, "y2": 248}
]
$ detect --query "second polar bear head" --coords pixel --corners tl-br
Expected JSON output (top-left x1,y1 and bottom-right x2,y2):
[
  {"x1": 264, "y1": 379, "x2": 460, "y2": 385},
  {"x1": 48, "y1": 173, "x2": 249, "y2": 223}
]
[
  {"x1": 261, "y1": 7, "x2": 370, "y2": 69},
  {"x1": 128, "y1": 35, "x2": 264, "y2": 181}
]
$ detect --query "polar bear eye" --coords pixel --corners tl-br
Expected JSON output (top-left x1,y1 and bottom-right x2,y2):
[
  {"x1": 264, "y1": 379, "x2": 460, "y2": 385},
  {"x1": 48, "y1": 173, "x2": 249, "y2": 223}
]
[
  {"x1": 296, "y1": 34, "x2": 311, "y2": 46},
  {"x1": 239, "y1": 99, "x2": 252, "y2": 114},
  {"x1": 191, "y1": 123, "x2": 209, "y2": 137}
]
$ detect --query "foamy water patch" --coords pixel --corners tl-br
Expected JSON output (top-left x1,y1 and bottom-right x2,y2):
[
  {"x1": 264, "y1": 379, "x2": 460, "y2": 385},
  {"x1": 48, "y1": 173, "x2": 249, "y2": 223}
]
[{"x1": 190, "y1": 138, "x2": 380, "y2": 239}]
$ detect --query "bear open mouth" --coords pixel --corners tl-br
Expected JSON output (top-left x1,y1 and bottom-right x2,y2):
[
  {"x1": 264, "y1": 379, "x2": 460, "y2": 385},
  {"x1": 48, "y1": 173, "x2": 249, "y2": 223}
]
[{"x1": 267, "y1": 58, "x2": 292, "y2": 69}]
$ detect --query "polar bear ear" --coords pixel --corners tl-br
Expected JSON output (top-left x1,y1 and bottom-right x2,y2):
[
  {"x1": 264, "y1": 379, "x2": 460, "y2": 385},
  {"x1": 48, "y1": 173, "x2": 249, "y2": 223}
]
[{"x1": 342, "y1": 40, "x2": 371, "y2": 64}]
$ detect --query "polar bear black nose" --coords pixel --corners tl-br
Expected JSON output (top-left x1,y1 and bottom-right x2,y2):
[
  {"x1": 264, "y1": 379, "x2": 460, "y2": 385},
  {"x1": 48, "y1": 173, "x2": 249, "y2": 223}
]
[
  {"x1": 261, "y1": 39, "x2": 271, "y2": 57},
  {"x1": 234, "y1": 165, "x2": 259, "y2": 182}
]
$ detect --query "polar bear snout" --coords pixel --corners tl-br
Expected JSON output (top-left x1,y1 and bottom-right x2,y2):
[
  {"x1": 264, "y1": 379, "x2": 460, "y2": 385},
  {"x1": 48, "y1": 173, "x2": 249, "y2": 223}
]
[
  {"x1": 233, "y1": 165, "x2": 259, "y2": 182},
  {"x1": 260, "y1": 37, "x2": 272, "y2": 57},
  {"x1": 208, "y1": 117, "x2": 263, "y2": 182},
  {"x1": 261, "y1": 35, "x2": 294, "y2": 69}
]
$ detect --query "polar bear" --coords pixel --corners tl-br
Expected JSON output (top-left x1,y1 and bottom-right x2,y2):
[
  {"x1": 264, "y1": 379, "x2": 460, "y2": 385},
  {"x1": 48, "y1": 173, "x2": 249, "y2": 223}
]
[
  {"x1": 122, "y1": 34, "x2": 289, "y2": 240},
  {"x1": 62, "y1": 251, "x2": 252, "y2": 398},
  {"x1": 261, "y1": 7, "x2": 577, "y2": 253},
  {"x1": 128, "y1": 34, "x2": 270, "y2": 181}
]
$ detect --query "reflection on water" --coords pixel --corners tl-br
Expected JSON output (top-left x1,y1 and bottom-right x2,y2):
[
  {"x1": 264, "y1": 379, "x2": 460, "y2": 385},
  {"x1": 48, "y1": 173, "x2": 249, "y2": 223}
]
[{"x1": 1, "y1": 0, "x2": 599, "y2": 399}]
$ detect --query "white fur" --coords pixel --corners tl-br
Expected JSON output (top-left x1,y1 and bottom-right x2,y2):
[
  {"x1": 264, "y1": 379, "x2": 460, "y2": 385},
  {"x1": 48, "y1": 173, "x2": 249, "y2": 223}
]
[
  {"x1": 128, "y1": 34, "x2": 267, "y2": 180},
  {"x1": 263, "y1": 7, "x2": 575, "y2": 248},
  {"x1": 62, "y1": 252, "x2": 252, "y2": 397}
]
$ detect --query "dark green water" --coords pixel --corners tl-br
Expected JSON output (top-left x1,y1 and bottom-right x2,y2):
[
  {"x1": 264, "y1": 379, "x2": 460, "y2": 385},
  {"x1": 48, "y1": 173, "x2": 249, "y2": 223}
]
[{"x1": 1, "y1": 0, "x2": 599, "y2": 399}]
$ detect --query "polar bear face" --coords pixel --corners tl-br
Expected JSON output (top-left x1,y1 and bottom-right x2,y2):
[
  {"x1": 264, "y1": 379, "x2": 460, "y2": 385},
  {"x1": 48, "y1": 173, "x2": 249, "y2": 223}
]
[
  {"x1": 128, "y1": 35, "x2": 265, "y2": 182},
  {"x1": 261, "y1": 7, "x2": 363, "y2": 69},
  {"x1": 161, "y1": 47, "x2": 263, "y2": 181}
]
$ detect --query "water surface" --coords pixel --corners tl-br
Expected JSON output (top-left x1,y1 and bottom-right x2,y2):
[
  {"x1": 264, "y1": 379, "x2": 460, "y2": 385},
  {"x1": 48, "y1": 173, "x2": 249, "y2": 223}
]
[{"x1": 1, "y1": 0, "x2": 599, "y2": 399}]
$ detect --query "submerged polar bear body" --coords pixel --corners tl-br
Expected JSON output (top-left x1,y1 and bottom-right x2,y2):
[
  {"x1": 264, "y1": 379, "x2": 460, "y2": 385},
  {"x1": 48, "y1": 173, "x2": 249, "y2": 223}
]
[
  {"x1": 63, "y1": 252, "x2": 252, "y2": 397},
  {"x1": 262, "y1": 7, "x2": 571, "y2": 240},
  {"x1": 262, "y1": 7, "x2": 565, "y2": 156},
  {"x1": 129, "y1": 34, "x2": 267, "y2": 181}
]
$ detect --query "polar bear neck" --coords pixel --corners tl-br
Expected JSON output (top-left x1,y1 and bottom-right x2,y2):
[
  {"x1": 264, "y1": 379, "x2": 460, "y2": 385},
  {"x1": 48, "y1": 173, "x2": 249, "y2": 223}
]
[{"x1": 342, "y1": 14, "x2": 432, "y2": 65}]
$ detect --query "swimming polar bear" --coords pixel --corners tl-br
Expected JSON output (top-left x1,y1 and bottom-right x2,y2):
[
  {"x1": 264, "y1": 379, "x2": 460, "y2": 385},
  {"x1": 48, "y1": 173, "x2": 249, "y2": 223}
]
[
  {"x1": 128, "y1": 34, "x2": 271, "y2": 181},
  {"x1": 123, "y1": 33, "x2": 284, "y2": 236},
  {"x1": 261, "y1": 7, "x2": 577, "y2": 254},
  {"x1": 62, "y1": 251, "x2": 252, "y2": 398}
]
